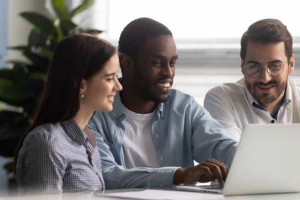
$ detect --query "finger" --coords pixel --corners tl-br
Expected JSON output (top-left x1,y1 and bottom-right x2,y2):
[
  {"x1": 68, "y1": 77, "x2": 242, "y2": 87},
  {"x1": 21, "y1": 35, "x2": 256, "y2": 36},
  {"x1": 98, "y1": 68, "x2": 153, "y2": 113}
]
[
  {"x1": 206, "y1": 158, "x2": 227, "y2": 168},
  {"x1": 201, "y1": 163, "x2": 224, "y2": 186},
  {"x1": 198, "y1": 166, "x2": 215, "y2": 182},
  {"x1": 205, "y1": 159, "x2": 229, "y2": 180}
]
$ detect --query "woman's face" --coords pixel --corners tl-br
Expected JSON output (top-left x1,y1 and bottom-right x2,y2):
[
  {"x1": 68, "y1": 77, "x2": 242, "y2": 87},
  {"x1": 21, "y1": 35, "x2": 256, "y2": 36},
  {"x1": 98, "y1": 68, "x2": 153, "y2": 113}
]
[{"x1": 82, "y1": 53, "x2": 122, "y2": 112}]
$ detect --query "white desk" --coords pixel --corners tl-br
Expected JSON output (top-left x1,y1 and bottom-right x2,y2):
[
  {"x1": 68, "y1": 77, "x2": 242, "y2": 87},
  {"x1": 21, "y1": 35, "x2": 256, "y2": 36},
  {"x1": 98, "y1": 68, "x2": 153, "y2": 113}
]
[
  {"x1": 1, "y1": 189, "x2": 300, "y2": 200},
  {"x1": 101, "y1": 189, "x2": 300, "y2": 200}
]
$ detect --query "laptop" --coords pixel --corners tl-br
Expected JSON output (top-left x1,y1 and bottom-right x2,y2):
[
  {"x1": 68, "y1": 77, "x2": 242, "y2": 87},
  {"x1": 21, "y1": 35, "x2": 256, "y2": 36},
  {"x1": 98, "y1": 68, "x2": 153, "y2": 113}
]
[{"x1": 174, "y1": 124, "x2": 300, "y2": 196}]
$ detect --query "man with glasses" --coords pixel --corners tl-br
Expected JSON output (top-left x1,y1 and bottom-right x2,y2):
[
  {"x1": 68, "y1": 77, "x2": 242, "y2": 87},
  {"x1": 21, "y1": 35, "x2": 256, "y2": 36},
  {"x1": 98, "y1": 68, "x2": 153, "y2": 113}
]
[{"x1": 204, "y1": 19, "x2": 300, "y2": 142}]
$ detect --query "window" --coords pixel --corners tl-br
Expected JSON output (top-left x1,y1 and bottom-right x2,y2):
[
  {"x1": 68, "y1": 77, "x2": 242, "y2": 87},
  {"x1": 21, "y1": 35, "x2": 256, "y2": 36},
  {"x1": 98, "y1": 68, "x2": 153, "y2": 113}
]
[
  {"x1": 100, "y1": 0, "x2": 300, "y2": 41},
  {"x1": 90, "y1": 0, "x2": 300, "y2": 104}
]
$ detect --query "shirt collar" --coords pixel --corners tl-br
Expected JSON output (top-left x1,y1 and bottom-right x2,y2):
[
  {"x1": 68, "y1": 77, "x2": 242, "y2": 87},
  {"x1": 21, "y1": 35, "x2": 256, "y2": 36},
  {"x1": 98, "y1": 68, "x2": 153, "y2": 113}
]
[
  {"x1": 110, "y1": 91, "x2": 165, "y2": 120},
  {"x1": 61, "y1": 119, "x2": 94, "y2": 154},
  {"x1": 110, "y1": 92, "x2": 126, "y2": 119}
]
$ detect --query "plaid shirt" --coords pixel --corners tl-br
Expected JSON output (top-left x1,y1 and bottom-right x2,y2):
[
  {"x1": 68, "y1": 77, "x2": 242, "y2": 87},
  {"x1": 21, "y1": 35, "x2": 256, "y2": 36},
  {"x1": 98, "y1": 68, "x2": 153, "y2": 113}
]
[{"x1": 16, "y1": 119, "x2": 105, "y2": 193}]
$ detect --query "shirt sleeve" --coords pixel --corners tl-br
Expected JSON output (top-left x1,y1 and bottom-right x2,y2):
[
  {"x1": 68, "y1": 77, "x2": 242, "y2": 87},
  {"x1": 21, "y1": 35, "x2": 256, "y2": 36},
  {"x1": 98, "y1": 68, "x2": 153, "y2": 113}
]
[
  {"x1": 89, "y1": 116, "x2": 178, "y2": 189},
  {"x1": 189, "y1": 98, "x2": 237, "y2": 167},
  {"x1": 204, "y1": 86, "x2": 242, "y2": 141},
  {"x1": 17, "y1": 131, "x2": 67, "y2": 193}
]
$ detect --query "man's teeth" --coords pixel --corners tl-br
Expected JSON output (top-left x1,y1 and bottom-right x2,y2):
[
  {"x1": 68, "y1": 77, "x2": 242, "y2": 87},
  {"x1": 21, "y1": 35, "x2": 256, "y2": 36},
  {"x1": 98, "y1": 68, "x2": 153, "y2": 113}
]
[
  {"x1": 157, "y1": 83, "x2": 171, "y2": 88},
  {"x1": 258, "y1": 85, "x2": 274, "y2": 89}
]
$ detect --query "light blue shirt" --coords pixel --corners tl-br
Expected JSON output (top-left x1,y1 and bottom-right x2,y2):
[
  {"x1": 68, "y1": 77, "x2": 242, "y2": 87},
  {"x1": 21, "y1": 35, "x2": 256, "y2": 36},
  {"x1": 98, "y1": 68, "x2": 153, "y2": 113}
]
[{"x1": 89, "y1": 89, "x2": 237, "y2": 189}]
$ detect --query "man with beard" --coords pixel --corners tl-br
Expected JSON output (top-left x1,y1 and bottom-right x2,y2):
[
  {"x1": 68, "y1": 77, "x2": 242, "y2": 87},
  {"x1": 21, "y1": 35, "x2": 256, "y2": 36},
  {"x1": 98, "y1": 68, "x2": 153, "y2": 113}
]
[
  {"x1": 204, "y1": 19, "x2": 300, "y2": 142},
  {"x1": 89, "y1": 18, "x2": 237, "y2": 189}
]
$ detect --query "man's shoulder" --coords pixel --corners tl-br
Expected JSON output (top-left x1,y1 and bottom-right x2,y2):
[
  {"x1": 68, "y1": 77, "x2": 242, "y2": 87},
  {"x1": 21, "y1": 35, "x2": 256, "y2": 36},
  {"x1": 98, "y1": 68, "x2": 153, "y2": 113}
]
[
  {"x1": 169, "y1": 89, "x2": 194, "y2": 104},
  {"x1": 207, "y1": 78, "x2": 245, "y2": 97},
  {"x1": 90, "y1": 110, "x2": 111, "y2": 126},
  {"x1": 289, "y1": 78, "x2": 300, "y2": 92}
]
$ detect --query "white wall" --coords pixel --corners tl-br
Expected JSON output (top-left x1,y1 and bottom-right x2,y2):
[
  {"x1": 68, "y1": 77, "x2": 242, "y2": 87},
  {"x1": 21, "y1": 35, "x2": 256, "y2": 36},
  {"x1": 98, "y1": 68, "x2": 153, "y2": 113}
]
[{"x1": 0, "y1": 0, "x2": 8, "y2": 68}]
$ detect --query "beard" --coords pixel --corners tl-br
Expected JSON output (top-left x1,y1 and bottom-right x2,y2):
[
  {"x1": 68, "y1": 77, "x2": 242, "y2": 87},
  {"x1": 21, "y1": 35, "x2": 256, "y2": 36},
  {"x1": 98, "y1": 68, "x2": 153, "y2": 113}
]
[{"x1": 246, "y1": 79, "x2": 287, "y2": 105}]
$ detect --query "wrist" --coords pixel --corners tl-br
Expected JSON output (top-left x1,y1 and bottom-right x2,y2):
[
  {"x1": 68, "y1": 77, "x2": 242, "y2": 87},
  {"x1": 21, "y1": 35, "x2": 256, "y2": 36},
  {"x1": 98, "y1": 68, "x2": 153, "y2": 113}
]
[{"x1": 173, "y1": 168, "x2": 185, "y2": 185}]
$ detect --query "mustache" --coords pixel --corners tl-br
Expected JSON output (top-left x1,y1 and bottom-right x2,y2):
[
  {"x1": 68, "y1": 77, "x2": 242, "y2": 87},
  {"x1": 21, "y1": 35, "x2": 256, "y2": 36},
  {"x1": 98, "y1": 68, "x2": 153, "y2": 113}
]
[{"x1": 255, "y1": 81, "x2": 277, "y2": 87}]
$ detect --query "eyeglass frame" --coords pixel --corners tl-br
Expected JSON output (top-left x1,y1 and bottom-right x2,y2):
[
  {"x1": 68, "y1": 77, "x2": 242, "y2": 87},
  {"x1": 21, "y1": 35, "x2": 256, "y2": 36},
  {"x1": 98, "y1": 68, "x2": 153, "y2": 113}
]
[{"x1": 242, "y1": 60, "x2": 290, "y2": 77}]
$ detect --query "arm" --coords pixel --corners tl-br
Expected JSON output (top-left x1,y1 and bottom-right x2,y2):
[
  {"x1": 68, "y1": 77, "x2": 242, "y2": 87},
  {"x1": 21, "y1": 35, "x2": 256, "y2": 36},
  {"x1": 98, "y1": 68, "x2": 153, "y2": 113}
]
[
  {"x1": 89, "y1": 114, "x2": 178, "y2": 189},
  {"x1": 191, "y1": 99, "x2": 237, "y2": 167},
  {"x1": 204, "y1": 87, "x2": 242, "y2": 141},
  {"x1": 16, "y1": 132, "x2": 66, "y2": 193},
  {"x1": 171, "y1": 99, "x2": 237, "y2": 185}
]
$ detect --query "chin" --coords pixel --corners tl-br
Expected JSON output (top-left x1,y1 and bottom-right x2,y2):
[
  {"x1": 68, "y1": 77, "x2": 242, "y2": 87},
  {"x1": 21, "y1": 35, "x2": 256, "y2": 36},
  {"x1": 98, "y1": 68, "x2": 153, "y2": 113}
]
[
  {"x1": 98, "y1": 104, "x2": 113, "y2": 112},
  {"x1": 105, "y1": 106, "x2": 113, "y2": 112},
  {"x1": 154, "y1": 95, "x2": 169, "y2": 103},
  {"x1": 256, "y1": 94, "x2": 278, "y2": 105}
]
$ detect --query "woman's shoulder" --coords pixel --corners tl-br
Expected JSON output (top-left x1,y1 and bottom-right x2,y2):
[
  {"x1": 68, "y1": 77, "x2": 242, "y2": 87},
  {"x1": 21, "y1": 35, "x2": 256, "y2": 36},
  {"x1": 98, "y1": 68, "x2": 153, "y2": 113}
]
[{"x1": 23, "y1": 122, "x2": 65, "y2": 148}]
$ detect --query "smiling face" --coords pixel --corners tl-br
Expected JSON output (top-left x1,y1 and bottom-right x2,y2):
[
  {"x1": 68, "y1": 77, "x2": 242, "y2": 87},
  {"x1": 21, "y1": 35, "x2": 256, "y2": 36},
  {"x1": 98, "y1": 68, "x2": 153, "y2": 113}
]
[
  {"x1": 241, "y1": 41, "x2": 294, "y2": 106},
  {"x1": 81, "y1": 53, "x2": 123, "y2": 112},
  {"x1": 132, "y1": 35, "x2": 178, "y2": 103}
]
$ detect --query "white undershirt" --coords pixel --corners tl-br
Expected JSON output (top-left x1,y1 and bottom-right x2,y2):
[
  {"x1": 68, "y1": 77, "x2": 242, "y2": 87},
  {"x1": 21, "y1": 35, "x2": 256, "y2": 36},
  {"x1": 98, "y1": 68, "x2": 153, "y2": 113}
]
[{"x1": 122, "y1": 104, "x2": 160, "y2": 168}]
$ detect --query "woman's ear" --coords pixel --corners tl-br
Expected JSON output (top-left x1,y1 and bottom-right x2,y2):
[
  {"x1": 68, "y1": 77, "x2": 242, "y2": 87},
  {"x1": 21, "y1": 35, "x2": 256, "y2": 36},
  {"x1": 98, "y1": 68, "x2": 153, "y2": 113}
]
[{"x1": 80, "y1": 79, "x2": 88, "y2": 97}]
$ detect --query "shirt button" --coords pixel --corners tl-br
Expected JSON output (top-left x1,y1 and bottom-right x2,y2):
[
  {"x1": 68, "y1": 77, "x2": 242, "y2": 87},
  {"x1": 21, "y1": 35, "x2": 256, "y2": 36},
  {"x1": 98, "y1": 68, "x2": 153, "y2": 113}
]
[
  {"x1": 155, "y1": 134, "x2": 159, "y2": 138},
  {"x1": 271, "y1": 120, "x2": 275, "y2": 123},
  {"x1": 160, "y1": 156, "x2": 164, "y2": 160}
]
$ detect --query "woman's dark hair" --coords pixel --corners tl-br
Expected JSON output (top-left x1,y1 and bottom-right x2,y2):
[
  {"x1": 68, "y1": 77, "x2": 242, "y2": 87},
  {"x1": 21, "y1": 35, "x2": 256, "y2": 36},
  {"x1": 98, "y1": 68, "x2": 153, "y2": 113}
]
[
  {"x1": 15, "y1": 33, "x2": 116, "y2": 168},
  {"x1": 240, "y1": 18, "x2": 293, "y2": 61}
]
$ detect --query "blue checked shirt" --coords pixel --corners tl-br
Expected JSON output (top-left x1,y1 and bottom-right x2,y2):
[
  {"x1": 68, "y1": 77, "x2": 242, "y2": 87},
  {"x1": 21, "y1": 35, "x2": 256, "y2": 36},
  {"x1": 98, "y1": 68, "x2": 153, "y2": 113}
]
[
  {"x1": 16, "y1": 119, "x2": 105, "y2": 193},
  {"x1": 89, "y1": 89, "x2": 237, "y2": 189}
]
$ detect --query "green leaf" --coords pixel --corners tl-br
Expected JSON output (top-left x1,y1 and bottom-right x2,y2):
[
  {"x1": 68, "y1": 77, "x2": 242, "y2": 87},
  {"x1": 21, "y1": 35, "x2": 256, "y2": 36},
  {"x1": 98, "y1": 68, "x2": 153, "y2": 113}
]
[
  {"x1": 22, "y1": 51, "x2": 49, "y2": 68},
  {"x1": 8, "y1": 60, "x2": 31, "y2": 67},
  {"x1": 12, "y1": 65, "x2": 27, "y2": 86},
  {"x1": 20, "y1": 12, "x2": 55, "y2": 35},
  {"x1": 0, "y1": 69, "x2": 12, "y2": 80},
  {"x1": 28, "y1": 72, "x2": 46, "y2": 81},
  {"x1": 70, "y1": 0, "x2": 95, "y2": 18},
  {"x1": 51, "y1": 0, "x2": 70, "y2": 20},
  {"x1": 0, "y1": 78, "x2": 28, "y2": 103},
  {"x1": 60, "y1": 19, "x2": 77, "y2": 35},
  {"x1": 8, "y1": 45, "x2": 28, "y2": 51},
  {"x1": 82, "y1": 29, "x2": 103, "y2": 35},
  {"x1": 53, "y1": 19, "x2": 64, "y2": 43},
  {"x1": 40, "y1": 48, "x2": 54, "y2": 60},
  {"x1": 28, "y1": 28, "x2": 49, "y2": 48}
]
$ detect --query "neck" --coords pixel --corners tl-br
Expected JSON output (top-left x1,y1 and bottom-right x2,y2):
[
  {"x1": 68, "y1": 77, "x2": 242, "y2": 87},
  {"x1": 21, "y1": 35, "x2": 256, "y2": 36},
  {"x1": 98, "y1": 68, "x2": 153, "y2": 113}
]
[
  {"x1": 120, "y1": 87, "x2": 157, "y2": 114},
  {"x1": 73, "y1": 105, "x2": 94, "y2": 130}
]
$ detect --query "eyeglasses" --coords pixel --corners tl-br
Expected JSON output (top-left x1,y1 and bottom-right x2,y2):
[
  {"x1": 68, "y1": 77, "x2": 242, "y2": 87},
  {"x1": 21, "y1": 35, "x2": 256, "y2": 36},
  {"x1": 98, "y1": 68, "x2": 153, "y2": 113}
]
[{"x1": 243, "y1": 61, "x2": 287, "y2": 77}]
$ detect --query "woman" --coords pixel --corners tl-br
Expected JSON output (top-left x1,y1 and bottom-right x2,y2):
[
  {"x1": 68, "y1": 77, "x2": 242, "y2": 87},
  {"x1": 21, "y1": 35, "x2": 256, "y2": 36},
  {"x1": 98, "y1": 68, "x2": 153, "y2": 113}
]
[{"x1": 15, "y1": 33, "x2": 122, "y2": 193}]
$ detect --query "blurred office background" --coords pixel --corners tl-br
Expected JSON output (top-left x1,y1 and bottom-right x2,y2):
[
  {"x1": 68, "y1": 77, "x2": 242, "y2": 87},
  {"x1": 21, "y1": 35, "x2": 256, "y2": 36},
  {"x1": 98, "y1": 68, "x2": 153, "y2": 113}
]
[{"x1": 0, "y1": 0, "x2": 299, "y2": 194}]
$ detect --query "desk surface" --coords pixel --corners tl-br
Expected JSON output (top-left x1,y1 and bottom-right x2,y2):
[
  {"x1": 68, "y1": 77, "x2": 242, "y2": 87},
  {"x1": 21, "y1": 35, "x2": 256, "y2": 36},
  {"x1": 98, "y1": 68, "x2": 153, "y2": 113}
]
[{"x1": 1, "y1": 189, "x2": 300, "y2": 200}]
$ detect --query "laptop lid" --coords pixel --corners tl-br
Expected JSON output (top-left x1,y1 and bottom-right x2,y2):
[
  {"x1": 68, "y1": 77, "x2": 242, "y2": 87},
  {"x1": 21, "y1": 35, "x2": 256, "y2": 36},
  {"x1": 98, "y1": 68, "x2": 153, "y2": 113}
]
[{"x1": 224, "y1": 124, "x2": 300, "y2": 195}]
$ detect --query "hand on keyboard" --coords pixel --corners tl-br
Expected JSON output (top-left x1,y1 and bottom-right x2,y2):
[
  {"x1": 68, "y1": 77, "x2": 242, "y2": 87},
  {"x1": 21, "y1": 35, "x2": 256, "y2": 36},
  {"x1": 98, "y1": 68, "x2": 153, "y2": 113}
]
[{"x1": 173, "y1": 159, "x2": 228, "y2": 186}]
